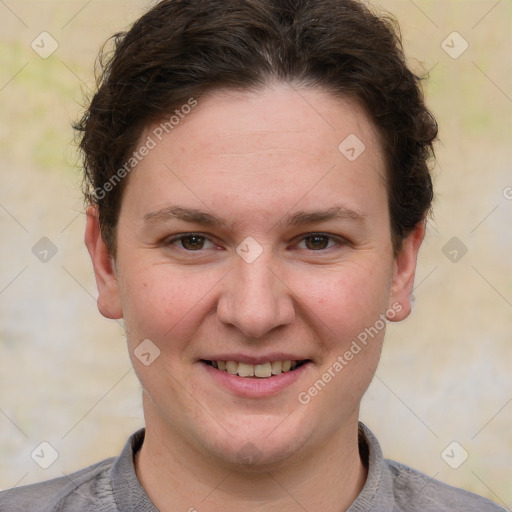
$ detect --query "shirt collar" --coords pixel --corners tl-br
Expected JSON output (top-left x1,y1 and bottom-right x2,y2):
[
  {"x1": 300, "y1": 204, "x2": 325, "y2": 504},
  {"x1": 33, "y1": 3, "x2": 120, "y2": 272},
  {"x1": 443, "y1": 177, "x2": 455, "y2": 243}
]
[
  {"x1": 110, "y1": 428, "x2": 158, "y2": 511},
  {"x1": 348, "y1": 422, "x2": 394, "y2": 511}
]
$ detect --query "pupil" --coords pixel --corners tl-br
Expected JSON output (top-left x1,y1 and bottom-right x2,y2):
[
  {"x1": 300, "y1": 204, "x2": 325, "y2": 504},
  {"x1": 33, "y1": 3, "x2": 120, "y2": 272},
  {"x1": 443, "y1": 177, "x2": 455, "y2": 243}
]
[
  {"x1": 183, "y1": 236, "x2": 204, "y2": 250},
  {"x1": 307, "y1": 235, "x2": 328, "y2": 250}
]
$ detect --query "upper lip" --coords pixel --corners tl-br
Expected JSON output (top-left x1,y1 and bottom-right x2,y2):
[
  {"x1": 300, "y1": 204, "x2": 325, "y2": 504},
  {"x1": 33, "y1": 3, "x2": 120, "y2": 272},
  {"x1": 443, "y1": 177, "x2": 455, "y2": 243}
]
[{"x1": 199, "y1": 353, "x2": 311, "y2": 365}]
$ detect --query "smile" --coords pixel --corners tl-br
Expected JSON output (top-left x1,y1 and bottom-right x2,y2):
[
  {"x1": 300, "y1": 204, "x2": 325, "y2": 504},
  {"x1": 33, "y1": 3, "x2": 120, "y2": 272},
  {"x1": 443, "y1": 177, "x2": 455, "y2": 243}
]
[{"x1": 202, "y1": 360, "x2": 310, "y2": 378}]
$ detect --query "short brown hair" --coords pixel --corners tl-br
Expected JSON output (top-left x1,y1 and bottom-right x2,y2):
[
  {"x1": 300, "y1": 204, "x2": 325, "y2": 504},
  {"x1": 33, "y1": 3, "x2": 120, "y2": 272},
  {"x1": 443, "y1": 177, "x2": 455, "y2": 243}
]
[{"x1": 75, "y1": 0, "x2": 437, "y2": 257}]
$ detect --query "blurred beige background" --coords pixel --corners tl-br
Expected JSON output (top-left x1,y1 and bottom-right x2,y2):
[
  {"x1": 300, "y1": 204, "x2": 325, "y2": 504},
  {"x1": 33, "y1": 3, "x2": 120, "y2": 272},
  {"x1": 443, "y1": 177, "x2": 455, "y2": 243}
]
[{"x1": 0, "y1": 0, "x2": 511, "y2": 507}]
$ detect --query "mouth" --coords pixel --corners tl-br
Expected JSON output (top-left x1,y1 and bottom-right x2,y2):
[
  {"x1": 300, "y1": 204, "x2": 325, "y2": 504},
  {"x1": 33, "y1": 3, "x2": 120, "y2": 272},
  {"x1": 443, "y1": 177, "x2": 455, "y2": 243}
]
[{"x1": 200, "y1": 359, "x2": 311, "y2": 378}]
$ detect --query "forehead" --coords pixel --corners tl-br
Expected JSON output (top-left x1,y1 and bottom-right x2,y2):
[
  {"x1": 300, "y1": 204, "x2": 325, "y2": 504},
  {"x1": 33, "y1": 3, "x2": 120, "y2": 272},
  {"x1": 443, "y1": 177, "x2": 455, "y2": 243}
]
[
  {"x1": 156, "y1": 84, "x2": 382, "y2": 159},
  {"x1": 123, "y1": 84, "x2": 387, "y2": 224}
]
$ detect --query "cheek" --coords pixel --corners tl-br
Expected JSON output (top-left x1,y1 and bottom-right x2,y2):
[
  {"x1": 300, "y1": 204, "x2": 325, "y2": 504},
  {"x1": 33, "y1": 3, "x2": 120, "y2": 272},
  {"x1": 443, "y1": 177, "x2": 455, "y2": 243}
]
[
  {"x1": 296, "y1": 259, "x2": 392, "y2": 336},
  {"x1": 289, "y1": 261, "x2": 392, "y2": 436},
  {"x1": 118, "y1": 262, "x2": 223, "y2": 348}
]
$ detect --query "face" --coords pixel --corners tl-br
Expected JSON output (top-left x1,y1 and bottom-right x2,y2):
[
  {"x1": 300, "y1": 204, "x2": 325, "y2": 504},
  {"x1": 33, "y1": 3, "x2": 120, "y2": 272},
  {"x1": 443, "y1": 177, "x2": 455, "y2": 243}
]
[{"x1": 86, "y1": 83, "x2": 423, "y2": 468}]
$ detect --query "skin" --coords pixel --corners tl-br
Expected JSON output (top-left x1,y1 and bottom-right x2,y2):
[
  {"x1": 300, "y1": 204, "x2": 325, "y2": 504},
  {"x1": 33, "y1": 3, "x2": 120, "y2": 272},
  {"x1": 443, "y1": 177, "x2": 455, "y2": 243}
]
[{"x1": 85, "y1": 83, "x2": 425, "y2": 511}]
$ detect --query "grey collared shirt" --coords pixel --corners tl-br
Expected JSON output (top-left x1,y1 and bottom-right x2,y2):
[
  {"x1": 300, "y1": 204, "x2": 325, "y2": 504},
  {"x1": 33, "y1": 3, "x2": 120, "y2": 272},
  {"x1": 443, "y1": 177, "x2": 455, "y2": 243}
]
[{"x1": 0, "y1": 423, "x2": 505, "y2": 511}]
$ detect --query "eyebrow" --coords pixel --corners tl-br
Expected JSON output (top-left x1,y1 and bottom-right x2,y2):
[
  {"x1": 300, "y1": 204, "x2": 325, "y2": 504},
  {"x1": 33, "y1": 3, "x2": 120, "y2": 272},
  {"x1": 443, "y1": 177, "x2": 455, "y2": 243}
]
[{"x1": 142, "y1": 205, "x2": 365, "y2": 230}]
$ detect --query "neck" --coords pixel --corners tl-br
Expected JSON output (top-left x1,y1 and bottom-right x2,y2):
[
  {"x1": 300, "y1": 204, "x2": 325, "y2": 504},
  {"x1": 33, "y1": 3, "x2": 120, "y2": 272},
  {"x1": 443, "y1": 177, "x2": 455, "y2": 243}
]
[{"x1": 135, "y1": 406, "x2": 367, "y2": 512}]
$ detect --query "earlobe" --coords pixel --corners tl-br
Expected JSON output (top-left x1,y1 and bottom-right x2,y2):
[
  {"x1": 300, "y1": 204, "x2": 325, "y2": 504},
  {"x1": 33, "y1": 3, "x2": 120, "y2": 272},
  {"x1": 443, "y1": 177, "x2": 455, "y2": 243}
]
[
  {"x1": 84, "y1": 206, "x2": 123, "y2": 320},
  {"x1": 388, "y1": 220, "x2": 426, "y2": 322}
]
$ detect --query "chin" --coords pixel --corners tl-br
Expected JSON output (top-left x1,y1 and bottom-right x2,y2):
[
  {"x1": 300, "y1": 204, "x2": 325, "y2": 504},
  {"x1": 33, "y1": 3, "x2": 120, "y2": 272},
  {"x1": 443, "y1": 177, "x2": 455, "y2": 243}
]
[
  {"x1": 212, "y1": 440, "x2": 301, "y2": 471},
  {"x1": 200, "y1": 417, "x2": 312, "y2": 470}
]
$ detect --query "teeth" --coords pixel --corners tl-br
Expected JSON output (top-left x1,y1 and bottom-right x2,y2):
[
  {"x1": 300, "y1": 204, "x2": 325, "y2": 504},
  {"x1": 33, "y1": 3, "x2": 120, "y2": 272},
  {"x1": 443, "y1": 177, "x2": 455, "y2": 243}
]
[
  {"x1": 210, "y1": 360, "x2": 302, "y2": 378},
  {"x1": 271, "y1": 361, "x2": 282, "y2": 374},
  {"x1": 254, "y1": 362, "x2": 272, "y2": 378},
  {"x1": 237, "y1": 362, "x2": 254, "y2": 377},
  {"x1": 226, "y1": 361, "x2": 238, "y2": 375}
]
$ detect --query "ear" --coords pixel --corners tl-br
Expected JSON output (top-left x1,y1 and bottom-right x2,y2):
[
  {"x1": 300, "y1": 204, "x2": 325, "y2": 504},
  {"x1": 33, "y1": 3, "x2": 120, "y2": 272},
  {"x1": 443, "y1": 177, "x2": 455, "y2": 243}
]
[
  {"x1": 84, "y1": 205, "x2": 123, "y2": 319},
  {"x1": 388, "y1": 220, "x2": 426, "y2": 322}
]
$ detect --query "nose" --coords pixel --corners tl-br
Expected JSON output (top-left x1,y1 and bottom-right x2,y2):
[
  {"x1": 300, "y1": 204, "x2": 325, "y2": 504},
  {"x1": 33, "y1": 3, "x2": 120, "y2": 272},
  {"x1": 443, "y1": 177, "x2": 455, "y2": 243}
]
[{"x1": 216, "y1": 253, "x2": 295, "y2": 338}]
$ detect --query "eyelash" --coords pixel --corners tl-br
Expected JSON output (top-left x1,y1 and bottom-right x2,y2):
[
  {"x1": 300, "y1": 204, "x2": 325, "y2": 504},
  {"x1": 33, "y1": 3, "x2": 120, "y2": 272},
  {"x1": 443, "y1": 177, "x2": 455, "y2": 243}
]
[{"x1": 164, "y1": 232, "x2": 347, "y2": 253}]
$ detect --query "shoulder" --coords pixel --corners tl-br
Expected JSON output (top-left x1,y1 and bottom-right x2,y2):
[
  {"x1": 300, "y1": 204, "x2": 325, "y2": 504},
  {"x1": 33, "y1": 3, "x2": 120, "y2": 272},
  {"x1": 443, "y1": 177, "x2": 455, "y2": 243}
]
[
  {"x1": 357, "y1": 423, "x2": 505, "y2": 512},
  {"x1": 0, "y1": 456, "x2": 117, "y2": 512},
  {"x1": 384, "y1": 458, "x2": 506, "y2": 512}
]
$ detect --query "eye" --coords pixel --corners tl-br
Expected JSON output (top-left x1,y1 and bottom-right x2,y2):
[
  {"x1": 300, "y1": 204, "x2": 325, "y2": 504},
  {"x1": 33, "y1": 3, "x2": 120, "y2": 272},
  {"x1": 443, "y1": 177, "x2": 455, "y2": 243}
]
[
  {"x1": 163, "y1": 232, "x2": 346, "y2": 253},
  {"x1": 296, "y1": 233, "x2": 343, "y2": 251},
  {"x1": 165, "y1": 233, "x2": 215, "y2": 251}
]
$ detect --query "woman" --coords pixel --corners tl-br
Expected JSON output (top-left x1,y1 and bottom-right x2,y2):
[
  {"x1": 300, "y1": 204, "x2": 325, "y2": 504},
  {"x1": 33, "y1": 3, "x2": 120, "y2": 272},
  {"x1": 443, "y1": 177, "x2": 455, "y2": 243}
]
[{"x1": 0, "y1": 0, "x2": 504, "y2": 510}]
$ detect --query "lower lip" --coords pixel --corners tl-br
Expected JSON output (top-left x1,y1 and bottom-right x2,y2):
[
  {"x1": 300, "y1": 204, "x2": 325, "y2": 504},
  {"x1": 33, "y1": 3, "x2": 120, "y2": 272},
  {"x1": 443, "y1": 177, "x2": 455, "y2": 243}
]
[{"x1": 200, "y1": 362, "x2": 311, "y2": 398}]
